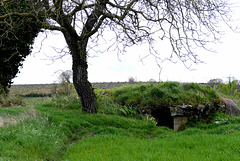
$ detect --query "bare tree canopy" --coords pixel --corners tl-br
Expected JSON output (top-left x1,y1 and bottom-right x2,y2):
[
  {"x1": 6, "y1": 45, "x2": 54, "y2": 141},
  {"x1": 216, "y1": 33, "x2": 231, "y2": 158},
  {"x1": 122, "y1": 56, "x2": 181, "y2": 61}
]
[{"x1": 0, "y1": 0, "x2": 233, "y2": 112}]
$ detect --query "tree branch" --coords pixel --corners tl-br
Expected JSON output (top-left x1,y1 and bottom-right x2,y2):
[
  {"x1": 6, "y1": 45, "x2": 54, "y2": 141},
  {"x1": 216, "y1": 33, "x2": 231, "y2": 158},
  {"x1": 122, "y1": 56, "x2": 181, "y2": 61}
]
[
  {"x1": 69, "y1": 3, "x2": 95, "y2": 17},
  {"x1": 80, "y1": 0, "x2": 108, "y2": 39},
  {"x1": 0, "y1": 12, "x2": 38, "y2": 20},
  {"x1": 79, "y1": 15, "x2": 106, "y2": 39}
]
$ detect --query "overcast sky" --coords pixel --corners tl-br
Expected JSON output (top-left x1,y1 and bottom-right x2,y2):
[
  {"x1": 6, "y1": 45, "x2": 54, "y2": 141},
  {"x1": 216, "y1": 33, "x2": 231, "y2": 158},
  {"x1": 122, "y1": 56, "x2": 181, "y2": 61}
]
[{"x1": 12, "y1": 1, "x2": 240, "y2": 85}]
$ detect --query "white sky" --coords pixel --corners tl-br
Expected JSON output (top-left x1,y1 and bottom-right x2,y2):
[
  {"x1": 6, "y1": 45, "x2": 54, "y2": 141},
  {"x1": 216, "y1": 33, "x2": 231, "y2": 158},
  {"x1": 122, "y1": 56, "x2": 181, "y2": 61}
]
[{"x1": 12, "y1": 1, "x2": 240, "y2": 85}]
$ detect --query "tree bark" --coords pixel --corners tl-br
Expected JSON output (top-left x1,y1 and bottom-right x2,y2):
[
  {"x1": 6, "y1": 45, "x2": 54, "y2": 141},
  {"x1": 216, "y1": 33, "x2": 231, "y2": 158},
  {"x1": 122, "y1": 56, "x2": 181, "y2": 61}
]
[
  {"x1": 63, "y1": 30, "x2": 97, "y2": 113},
  {"x1": 72, "y1": 40, "x2": 98, "y2": 113},
  {"x1": 72, "y1": 55, "x2": 97, "y2": 113}
]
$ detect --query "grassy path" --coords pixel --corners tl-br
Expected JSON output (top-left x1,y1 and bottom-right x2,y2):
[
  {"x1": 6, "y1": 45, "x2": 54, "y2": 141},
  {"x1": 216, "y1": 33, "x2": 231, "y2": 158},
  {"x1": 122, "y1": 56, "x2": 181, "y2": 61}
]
[{"x1": 0, "y1": 106, "x2": 36, "y2": 127}]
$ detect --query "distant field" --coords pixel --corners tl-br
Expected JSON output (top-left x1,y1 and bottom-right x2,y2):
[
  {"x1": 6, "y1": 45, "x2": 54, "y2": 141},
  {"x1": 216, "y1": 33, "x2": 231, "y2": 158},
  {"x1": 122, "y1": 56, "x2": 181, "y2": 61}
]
[
  {"x1": 10, "y1": 81, "x2": 219, "y2": 97},
  {"x1": 9, "y1": 82, "x2": 157, "y2": 96},
  {"x1": 9, "y1": 84, "x2": 54, "y2": 96}
]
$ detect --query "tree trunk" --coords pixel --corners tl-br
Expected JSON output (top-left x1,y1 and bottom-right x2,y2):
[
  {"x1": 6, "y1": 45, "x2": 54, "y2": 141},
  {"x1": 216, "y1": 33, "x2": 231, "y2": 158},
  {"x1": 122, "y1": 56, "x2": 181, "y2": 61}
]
[
  {"x1": 63, "y1": 30, "x2": 98, "y2": 113},
  {"x1": 59, "y1": 4, "x2": 104, "y2": 113},
  {"x1": 72, "y1": 39, "x2": 97, "y2": 113},
  {"x1": 72, "y1": 58, "x2": 97, "y2": 113}
]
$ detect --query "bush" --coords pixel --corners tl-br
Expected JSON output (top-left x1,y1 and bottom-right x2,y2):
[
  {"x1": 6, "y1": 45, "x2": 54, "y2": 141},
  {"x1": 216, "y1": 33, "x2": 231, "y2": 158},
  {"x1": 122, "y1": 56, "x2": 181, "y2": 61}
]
[
  {"x1": 52, "y1": 70, "x2": 74, "y2": 97},
  {"x1": 0, "y1": 94, "x2": 25, "y2": 107},
  {"x1": 51, "y1": 83, "x2": 73, "y2": 97}
]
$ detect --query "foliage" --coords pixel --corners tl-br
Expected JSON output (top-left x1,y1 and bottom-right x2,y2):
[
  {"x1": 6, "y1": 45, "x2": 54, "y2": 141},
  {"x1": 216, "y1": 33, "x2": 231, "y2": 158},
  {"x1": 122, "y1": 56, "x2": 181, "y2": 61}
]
[
  {"x1": 184, "y1": 111, "x2": 240, "y2": 131},
  {"x1": 128, "y1": 77, "x2": 135, "y2": 83},
  {"x1": 0, "y1": 0, "x2": 43, "y2": 94},
  {"x1": 96, "y1": 92, "x2": 122, "y2": 115},
  {"x1": 51, "y1": 70, "x2": 74, "y2": 97},
  {"x1": 144, "y1": 114, "x2": 158, "y2": 125},
  {"x1": 58, "y1": 70, "x2": 73, "y2": 84},
  {"x1": 93, "y1": 90, "x2": 140, "y2": 119},
  {"x1": 51, "y1": 83, "x2": 73, "y2": 97},
  {"x1": 0, "y1": 92, "x2": 25, "y2": 107},
  {"x1": 214, "y1": 77, "x2": 240, "y2": 99},
  {"x1": 212, "y1": 112, "x2": 240, "y2": 126},
  {"x1": 112, "y1": 82, "x2": 219, "y2": 113},
  {"x1": 208, "y1": 78, "x2": 223, "y2": 86}
]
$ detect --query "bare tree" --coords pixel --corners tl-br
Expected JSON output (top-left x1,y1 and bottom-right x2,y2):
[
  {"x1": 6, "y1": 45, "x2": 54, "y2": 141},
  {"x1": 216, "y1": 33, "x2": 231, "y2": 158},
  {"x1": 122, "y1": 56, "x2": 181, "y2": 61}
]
[
  {"x1": 59, "y1": 70, "x2": 73, "y2": 84},
  {"x1": 0, "y1": 0, "x2": 233, "y2": 113},
  {"x1": 208, "y1": 78, "x2": 224, "y2": 86},
  {"x1": 128, "y1": 77, "x2": 135, "y2": 83}
]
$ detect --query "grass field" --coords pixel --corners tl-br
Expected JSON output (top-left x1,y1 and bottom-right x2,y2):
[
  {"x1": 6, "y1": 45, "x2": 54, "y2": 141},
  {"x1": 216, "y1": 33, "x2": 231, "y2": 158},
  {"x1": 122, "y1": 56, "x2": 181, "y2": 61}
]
[
  {"x1": 1, "y1": 83, "x2": 240, "y2": 160},
  {"x1": 9, "y1": 84, "x2": 54, "y2": 96},
  {"x1": 9, "y1": 82, "x2": 155, "y2": 96}
]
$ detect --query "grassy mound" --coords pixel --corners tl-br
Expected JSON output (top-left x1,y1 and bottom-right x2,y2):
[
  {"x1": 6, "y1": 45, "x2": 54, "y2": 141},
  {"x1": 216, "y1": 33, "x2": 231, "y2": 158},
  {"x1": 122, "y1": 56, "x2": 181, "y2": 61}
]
[{"x1": 110, "y1": 82, "x2": 219, "y2": 112}]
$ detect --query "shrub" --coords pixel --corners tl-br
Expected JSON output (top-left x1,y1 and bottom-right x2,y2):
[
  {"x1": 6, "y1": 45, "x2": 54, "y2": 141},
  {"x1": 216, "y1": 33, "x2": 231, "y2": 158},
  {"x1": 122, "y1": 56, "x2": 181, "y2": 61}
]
[
  {"x1": 51, "y1": 83, "x2": 73, "y2": 97},
  {"x1": 0, "y1": 94, "x2": 25, "y2": 107},
  {"x1": 52, "y1": 70, "x2": 74, "y2": 97}
]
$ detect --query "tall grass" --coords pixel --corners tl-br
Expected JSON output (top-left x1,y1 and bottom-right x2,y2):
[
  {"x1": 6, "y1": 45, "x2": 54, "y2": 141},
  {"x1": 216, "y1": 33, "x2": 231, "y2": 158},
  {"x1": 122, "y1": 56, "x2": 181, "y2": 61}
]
[
  {"x1": 0, "y1": 107, "x2": 36, "y2": 127},
  {"x1": 0, "y1": 115, "x2": 68, "y2": 160}
]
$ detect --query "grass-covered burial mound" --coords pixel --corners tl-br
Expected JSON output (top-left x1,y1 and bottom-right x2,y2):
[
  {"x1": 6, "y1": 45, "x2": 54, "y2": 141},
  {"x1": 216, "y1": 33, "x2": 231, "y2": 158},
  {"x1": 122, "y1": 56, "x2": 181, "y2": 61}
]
[{"x1": 112, "y1": 82, "x2": 219, "y2": 111}]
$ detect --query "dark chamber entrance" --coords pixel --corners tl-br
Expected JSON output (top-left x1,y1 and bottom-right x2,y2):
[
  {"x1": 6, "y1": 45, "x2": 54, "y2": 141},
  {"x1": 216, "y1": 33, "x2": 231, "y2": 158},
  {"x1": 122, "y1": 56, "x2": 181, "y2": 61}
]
[{"x1": 151, "y1": 107, "x2": 173, "y2": 129}]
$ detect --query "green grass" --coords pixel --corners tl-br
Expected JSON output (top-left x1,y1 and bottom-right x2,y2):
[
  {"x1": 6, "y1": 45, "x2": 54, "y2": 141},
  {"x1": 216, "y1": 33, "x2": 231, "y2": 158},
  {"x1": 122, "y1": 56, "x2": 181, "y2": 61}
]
[
  {"x1": 0, "y1": 115, "x2": 68, "y2": 160},
  {"x1": 111, "y1": 82, "x2": 219, "y2": 111},
  {"x1": 1, "y1": 83, "x2": 240, "y2": 160},
  {"x1": 36, "y1": 103, "x2": 171, "y2": 139},
  {"x1": 0, "y1": 106, "x2": 30, "y2": 116},
  {"x1": 1, "y1": 101, "x2": 239, "y2": 161},
  {"x1": 64, "y1": 132, "x2": 240, "y2": 161}
]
